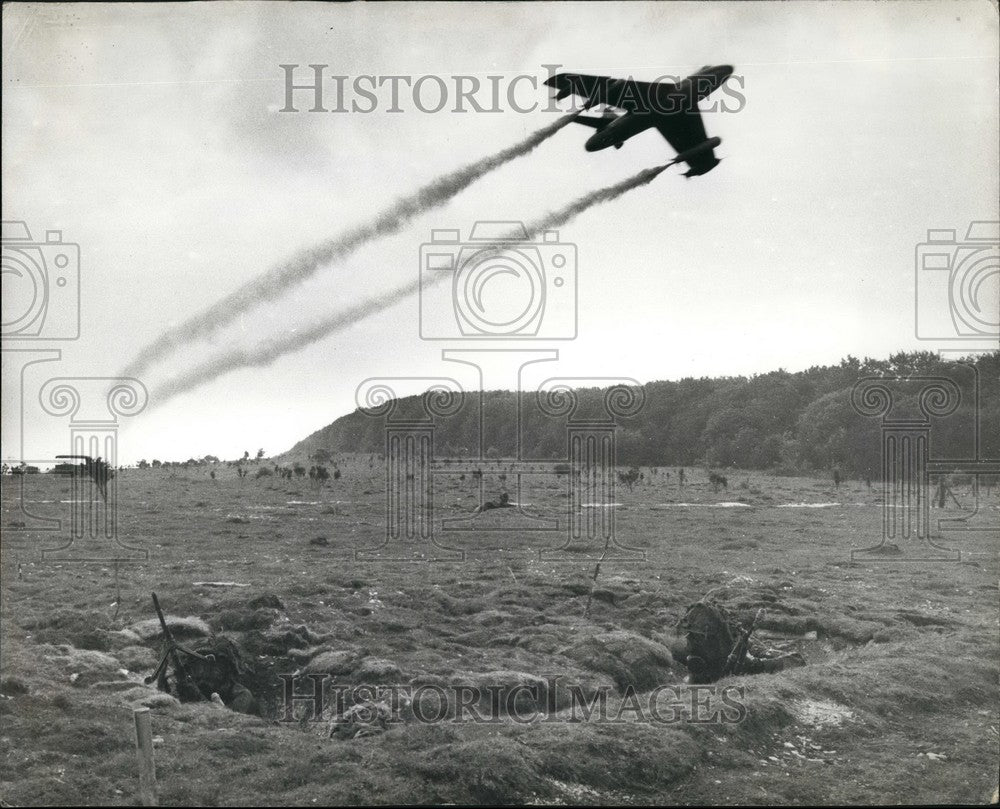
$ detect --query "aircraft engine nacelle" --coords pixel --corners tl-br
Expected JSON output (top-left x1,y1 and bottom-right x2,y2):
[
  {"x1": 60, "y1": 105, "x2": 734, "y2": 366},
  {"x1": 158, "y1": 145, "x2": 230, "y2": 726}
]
[{"x1": 672, "y1": 136, "x2": 722, "y2": 165}]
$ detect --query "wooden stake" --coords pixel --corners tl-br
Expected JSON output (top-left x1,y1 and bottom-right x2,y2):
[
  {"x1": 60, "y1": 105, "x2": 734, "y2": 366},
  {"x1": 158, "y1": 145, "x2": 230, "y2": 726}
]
[
  {"x1": 133, "y1": 707, "x2": 158, "y2": 806},
  {"x1": 583, "y1": 536, "x2": 612, "y2": 618}
]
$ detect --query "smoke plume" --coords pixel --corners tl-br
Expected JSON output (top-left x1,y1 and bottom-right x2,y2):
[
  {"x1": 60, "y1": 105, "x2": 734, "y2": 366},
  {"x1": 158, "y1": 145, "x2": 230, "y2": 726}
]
[
  {"x1": 122, "y1": 113, "x2": 579, "y2": 378},
  {"x1": 151, "y1": 163, "x2": 668, "y2": 406}
]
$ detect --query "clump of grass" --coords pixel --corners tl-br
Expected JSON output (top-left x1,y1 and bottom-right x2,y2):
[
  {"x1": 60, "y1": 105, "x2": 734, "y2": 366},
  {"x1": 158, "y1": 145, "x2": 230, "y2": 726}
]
[
  {"x1": 404, "y1": 736, "x2": 549, "y2": 804},
  {"x1": 756, "y1": 613, "x2": 881, "y2": 644},
  {"x1": 130, "y1": 615, "x2": 211, "y2": 641},
  {"x1": 525, "y1": 721, "x2": 700, "y2": 792},
  {"x1": 0, "y1": 676, "x2": 30, "y2": 696},
  {"x1": 211, "y1": 608, "x2": 278, "y2": 632}
]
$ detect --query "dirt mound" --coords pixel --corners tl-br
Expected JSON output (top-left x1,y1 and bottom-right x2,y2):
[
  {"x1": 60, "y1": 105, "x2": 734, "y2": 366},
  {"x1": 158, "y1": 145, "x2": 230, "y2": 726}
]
[
  {"x1": 130, "y1": 615, "x2": 211, "y2": 642},
  {"x1": 214, "y1": 592, "x2": 286, "y2": 614},
  {"x1": 211, "y1": 608, "x2": 279, "y2": 632},
  {"x1": 295, "y1": 651, "x2": 399, "y2": 681},
  {"x1": 298, "y1": 649, "x2": 363, "y2": 677},
  {"x1": 790, "y1": 697, "x2": 855, "y2": 728},
  {"x1": 405, "y1": 736, "x2": 548, "y2": 804},
  {"x1": 324, "y1": 696, "x2": 410, "y2": 739},
  {"x1": 0, "y1": 676, "x2": 30, "y2": 696},
  {"x1": 758, "y1": 613, "x2": 882, "y2": 644},
  {"x1": 100, "y1": 628, "x2": 144, "y2": 649},
  {"x1": 456, "y1": 670, "x2": 549, "y2": 713},
  {"x1": 120, "y1": 686, "x2": 180, "y2": 709},
  {"x1": 40, "y1": 644, "x2": 126, "y2": 688},
  {"x1": 255, "y1": 624, "x2": 329, "y2": 656},
  {"x1": 561, "y1": 630, "x2": 675, "y2": 692},
  {"x1": 117, "y1": 645, "x2": 158, "y2": 671},
  {"x1": 471, "y1": 609, "x2": 513, "y2": 627},
  {"x1": 354, "y1": 657, "x2": 402, "y2": 683},
  {"x1": 247, "y1": 593, "x2": 285, "y2": 610}
]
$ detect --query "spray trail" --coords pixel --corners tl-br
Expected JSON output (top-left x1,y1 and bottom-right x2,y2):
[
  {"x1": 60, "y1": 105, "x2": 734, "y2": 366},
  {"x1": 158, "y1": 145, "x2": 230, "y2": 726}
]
[
  {"x1": 121, "y1": 112, "x2": 580, "y2": 378},
  {"x1": 151, "y1": 163, "x2": 669, "y2": 406}
]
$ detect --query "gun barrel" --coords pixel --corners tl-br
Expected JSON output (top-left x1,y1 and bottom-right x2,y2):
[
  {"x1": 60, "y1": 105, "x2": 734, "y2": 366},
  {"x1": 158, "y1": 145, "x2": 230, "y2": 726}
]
[
  {"x1": 152, "y1": 592, "x2": 171, "y2": 638},
  {"x1": 150, "y1": 592, "x2": 201, "y2": 698}
]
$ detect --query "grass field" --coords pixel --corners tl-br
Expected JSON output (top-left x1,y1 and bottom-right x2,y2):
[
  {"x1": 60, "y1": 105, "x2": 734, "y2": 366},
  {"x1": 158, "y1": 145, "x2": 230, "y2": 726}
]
[{"x1": 1, "y1": 459, "x2": 997, "y2": 805}]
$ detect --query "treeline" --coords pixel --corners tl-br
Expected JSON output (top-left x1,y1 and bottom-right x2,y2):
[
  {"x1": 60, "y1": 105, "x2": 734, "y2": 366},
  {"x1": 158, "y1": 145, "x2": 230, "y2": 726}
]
[{"x1": 287, "y1": 352, "x2": 999, "y2": 477}]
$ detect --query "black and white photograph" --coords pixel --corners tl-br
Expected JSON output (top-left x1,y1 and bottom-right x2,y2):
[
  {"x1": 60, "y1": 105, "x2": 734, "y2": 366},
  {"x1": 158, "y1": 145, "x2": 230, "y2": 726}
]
[{"x1": 1, "y1": 1, "x2": 998, "y2": 805}]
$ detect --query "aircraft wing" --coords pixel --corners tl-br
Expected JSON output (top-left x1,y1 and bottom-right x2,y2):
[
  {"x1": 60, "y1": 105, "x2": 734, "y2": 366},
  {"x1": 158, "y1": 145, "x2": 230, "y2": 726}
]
[
  {"x1": 573, "y1": 116, "x2": 614, "y2": 129},
  {"x1": 544, "y1": 73, "x2": 677, "y2": 112},
  {"x1": 656, "y1": 112, "x2": 715, "y2": 170}
]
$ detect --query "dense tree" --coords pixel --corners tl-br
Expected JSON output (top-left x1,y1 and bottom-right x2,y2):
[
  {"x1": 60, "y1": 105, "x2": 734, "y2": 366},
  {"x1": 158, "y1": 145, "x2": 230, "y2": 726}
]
[
  {"x1": 311, "y1": 448, "x2": 333, "y2": 465},
  {"x1": 282, "y1": 352, "x2": 996, "y2": 477}
]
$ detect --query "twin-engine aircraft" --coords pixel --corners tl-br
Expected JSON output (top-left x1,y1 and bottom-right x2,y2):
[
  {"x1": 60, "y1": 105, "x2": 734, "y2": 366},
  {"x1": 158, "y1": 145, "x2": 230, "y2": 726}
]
[{"x1": 544, "y1": 65, "x2": 733, "y2": 177}]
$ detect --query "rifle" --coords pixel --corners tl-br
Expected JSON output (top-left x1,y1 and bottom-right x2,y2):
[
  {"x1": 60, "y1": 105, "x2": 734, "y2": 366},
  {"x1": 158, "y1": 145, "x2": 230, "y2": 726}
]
[
  {"x1": 722, "y1": 608, "x2": 764, "y2": 677},
  {"x1": 143, "y1": 592, "x2": 214, "y2": 701}
]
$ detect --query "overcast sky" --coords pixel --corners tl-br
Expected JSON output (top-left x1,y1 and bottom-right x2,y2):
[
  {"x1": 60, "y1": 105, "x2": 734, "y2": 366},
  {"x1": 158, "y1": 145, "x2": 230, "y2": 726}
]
[{"x1": 2, "y1": 1, "x2": 997, "y2": 465}]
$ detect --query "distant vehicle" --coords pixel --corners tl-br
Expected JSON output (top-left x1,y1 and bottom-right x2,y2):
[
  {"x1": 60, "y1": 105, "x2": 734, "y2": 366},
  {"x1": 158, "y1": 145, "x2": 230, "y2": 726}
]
[
  {"x1": 55, "y1": 454, "x2": 112, "y2": 501},
  {"x1": 9, "y1": 464, "x2": 40, "y2": 475},
  {"x1": 544, "y1": 65, "x2": 733, "y2": 176}
]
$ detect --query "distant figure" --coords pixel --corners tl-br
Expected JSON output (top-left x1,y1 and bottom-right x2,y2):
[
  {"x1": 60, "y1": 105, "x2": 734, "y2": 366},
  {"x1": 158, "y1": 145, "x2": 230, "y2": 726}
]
[
  {"x1": 87, "y1": 456, "x2": 111, "y2": 502},
  {"x1": 678, "y1": 468, "x2": 685, "y2": 488},
  {"x1": 474, "y1": 492, "x2": 513, "y2": 514},
  {"x1": 932, "y1": 476, "x2": 961, "y2": 509},
  {"x1": 934, "y1": 477, "x2": 946, "y2": 509},
  {"x1": 865, "y1": 476, "x2": 872, "y2": 491},
  {"x1": 833, "y1": 467, "x2": 842, "y2": 489}
]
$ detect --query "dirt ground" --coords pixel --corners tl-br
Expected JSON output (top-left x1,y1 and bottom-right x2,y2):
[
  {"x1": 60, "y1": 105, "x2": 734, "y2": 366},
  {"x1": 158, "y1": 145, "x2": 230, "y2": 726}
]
[{"x1": 1, "y1": 460, "x2": 997, "y2": 805}]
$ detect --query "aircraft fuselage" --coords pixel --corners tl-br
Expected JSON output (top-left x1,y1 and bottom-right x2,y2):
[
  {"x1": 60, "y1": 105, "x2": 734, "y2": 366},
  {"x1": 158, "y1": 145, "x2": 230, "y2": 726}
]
[
  {"x1": 584, "y1": 113, "x2": 653, "y2": 152},
  {"x1": 581, "y1": 64, "x2": 733, "y2": 153}
]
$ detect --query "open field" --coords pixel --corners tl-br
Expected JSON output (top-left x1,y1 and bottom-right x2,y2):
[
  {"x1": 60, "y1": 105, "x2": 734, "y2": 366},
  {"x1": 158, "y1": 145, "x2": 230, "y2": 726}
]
[{"x1": 1, "y1": 459, "x2": 998, "y2": 805}]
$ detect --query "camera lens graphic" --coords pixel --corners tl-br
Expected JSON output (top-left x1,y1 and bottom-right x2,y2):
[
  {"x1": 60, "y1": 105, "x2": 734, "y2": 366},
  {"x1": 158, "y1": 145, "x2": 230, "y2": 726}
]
[
  {"x1": 454, "y1": 249, "x2": 544, "y2": 335},
  {"x1": 949, "y1": 247, "x2": 1000, "y2": 335},
  {"x1": 1, "y1": 248, "x2": 48, "y2": 335}
]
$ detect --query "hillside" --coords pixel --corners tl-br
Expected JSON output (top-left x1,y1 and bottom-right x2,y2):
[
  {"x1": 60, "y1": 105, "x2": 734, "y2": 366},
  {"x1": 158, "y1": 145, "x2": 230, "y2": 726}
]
[{"x1": 282, "y1": 352, "x2": 999, "y2": 478}]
